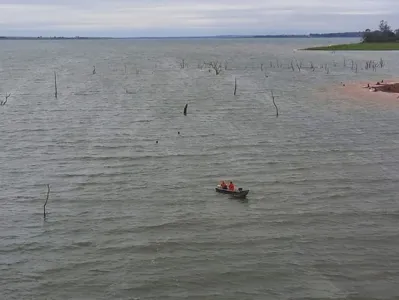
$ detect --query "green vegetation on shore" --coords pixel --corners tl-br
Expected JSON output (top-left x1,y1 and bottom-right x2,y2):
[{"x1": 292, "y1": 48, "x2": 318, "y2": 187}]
[
  {"x1": 304, "y1": 20, "x2": 399, "y2": 51},
  {"x1": 305, "y1": 42, "x2": 399, "y2": 51}
]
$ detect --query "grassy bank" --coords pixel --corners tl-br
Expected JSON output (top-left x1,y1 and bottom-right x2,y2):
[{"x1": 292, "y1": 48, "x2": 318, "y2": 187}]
[{"x1": 304, "y1": 42, "x2": 399, "y2": 51}]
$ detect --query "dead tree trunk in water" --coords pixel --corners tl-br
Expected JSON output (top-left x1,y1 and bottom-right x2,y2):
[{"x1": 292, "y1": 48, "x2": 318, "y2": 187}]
[
  {"x1": 183, "y1": 104, "x2": 188, "y2": 116},
  {"x1": 1, "y1": 93, "x2": 10, "y2": 106},
  {"x1": 234, "y1": 77, "x2": 237, "y2": 96},
  {"x1": 275, "y1": 59, "x2": 280, "y2": 68},
  {"x1": 271, "y1": 90, "x2": 279, "y2": 117},
  {"x1": 92, "y1": 66, "x2": 96, "y2": 74},
  {"x1": 310, "y1": 61, "x2": 315, "y2": 71},
  {"x1": 290, "y1": 61, "x2": 295, "y2": 71},
  {"x1": 44, "y1": 184, "x2": 50, "y2": 218},
  {"x1": 295, "y1": 60, "x2": 302, "y2": 72},
  {"x1": 54, "y1": 72, "x2": 58, "y2": 99},
  {"x1": 179, "y1": 59, "x2": 185, "y2": 69},
  {"x1": 205, "y1": 61, "x2": 222, "y2": 75}
]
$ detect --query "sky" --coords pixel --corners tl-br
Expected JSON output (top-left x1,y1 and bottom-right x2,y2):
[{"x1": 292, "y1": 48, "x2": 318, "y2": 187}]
[{"x1": 0, "y1": 0, "x2": 398, "y2": 37}]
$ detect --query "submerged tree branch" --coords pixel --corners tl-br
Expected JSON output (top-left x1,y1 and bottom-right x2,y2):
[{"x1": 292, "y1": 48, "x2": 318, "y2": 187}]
[
  {"x1": 0, "y1": 93, "x2": 11, "y2": 106},
  {"x1": 205, "y1": 61, "x2": 223, "y2": 75},
  {"x1": 234, "y1": 77, "x2": 237, "y2": 96},
  {"x1": 271, "y1": 90, "x2": 279, "y2": 117},
  {"x1": 179, "y1": 59, "x2": 185, "y2": 69},
  {"x1": 44, "y1": 184, "x2": 50, "y2": 218},
  {"x1": 54, "y1": 72, "x2": 58, "y2": 99}
]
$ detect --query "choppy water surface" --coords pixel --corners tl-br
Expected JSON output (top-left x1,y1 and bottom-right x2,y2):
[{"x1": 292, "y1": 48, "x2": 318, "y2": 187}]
[{"x1": 1, "y1": 38, "x2": 399, "y2": 299}]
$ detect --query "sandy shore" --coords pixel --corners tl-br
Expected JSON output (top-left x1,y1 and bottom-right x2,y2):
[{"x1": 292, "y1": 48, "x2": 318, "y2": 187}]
[{"x1": 336, "y1": 79, "x2": 399, "y2": 102}]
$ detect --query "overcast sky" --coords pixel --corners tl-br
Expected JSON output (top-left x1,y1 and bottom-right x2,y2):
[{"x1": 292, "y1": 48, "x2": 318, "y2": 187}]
[{"x1": 1, "y1": 0, "x2": 398, "y2": 37}]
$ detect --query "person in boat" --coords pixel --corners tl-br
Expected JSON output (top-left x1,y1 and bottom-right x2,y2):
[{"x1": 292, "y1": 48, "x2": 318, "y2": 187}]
[
  {"x1": 220, "y1": 181, "x2": 228, "y2": 189},
  {"x1": 228, "y1": 181, "x2": 235, "y2": 191}
]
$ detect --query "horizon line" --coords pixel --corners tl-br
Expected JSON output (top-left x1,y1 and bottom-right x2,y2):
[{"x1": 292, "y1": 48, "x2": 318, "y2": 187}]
[{"x1": 0, "y1": 31, "x2": 364, "y2": 40}]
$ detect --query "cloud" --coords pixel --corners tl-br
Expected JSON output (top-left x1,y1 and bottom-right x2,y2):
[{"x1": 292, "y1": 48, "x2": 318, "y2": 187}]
[{"x1": 0, "y1": 0, "x2": 398, "y2": 36}]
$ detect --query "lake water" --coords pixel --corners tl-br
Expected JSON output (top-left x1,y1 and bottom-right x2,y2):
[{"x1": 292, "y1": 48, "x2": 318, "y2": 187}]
[{"x1": 1, "y1": 38, "x2": 399, "y2": 299}]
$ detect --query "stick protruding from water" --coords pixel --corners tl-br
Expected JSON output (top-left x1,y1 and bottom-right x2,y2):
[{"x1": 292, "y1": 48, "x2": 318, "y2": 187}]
[
  {"x1": 54, "y1": 72, "x2": 58, "y2": 99},
  {"x1": 271, "y1": 90, "x2": 279, "y2": 117},
  {"x1": 179, "y1": 59, "x2": 185, "y2": 69},
  {"x1": 0, "y1": 93, "x2": 10, "y2": 106},
  {"x1": 44, "y1": 184, "x2": 50, "y2": 218},
  {"x1": 234, "y1": 77, "x2": 237, "y2": 96}
]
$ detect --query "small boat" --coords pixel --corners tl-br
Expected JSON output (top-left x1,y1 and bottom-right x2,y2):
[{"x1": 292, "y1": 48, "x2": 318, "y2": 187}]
[{"x1": 215, "y1": 185, "x2": 249, "y2": 198}]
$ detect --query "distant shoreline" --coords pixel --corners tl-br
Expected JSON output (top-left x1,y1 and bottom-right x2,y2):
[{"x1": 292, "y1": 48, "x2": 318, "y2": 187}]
[
  {"x1": 0, "y1": 32, "x2": 363, "y2": 40},
  {"x1": 304, "y1": 42, "x2": 399, "y2": 51},
  {"x1": 0, "y1": 36, "x2": 112, "y2": 40}
]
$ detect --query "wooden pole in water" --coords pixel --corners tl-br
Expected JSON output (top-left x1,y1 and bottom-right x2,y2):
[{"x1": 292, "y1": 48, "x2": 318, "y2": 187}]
[
  {"x1": 183, "y1": 104, "x2": 188, "y2": 115},
  {"x1": 271, "y1": 90, "x2": 279, "y2": 117},
  {"x1": 44, "y1": 184, "x2": 50, "y2": 218},
  {"x1": 234, "y1": 77, "x2": 237, "y2": 96},
  {"x1": 54, "y1": 72, "x2": 58, "y2": 99}
]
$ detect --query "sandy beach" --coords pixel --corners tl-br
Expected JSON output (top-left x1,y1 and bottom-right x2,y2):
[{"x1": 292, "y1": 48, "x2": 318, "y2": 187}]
[{"x1": 337, "y1": 79, "x2": 399, "y2": 103}]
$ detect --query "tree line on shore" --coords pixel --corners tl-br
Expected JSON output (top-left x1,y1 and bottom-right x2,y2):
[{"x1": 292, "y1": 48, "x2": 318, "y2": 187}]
[{"x1": 363, "y1": 20, "x2": 399, "y2": 43}]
